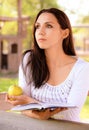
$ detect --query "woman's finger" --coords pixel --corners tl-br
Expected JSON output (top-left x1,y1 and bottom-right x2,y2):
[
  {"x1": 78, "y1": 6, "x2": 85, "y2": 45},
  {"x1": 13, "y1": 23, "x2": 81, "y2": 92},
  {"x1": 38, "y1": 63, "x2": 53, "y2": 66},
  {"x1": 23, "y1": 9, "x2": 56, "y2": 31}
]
[{"x1": 50, "y1": 107, "x2": 67, "y2": 116}]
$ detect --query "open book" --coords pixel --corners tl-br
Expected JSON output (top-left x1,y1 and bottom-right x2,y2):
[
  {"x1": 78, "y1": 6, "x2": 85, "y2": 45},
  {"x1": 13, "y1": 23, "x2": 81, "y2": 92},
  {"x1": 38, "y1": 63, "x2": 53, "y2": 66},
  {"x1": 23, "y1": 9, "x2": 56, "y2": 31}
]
[{"x1": 11, "y1": 102, "x2": 76, "y2": 111}]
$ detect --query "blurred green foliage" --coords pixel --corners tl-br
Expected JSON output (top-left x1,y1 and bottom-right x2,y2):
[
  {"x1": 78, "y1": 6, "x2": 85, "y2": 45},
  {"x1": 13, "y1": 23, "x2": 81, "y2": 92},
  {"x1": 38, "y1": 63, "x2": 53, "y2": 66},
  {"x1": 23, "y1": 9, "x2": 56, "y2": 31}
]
[{"x1": 0, "y1": 0, "x2": 61, "y2": 50}]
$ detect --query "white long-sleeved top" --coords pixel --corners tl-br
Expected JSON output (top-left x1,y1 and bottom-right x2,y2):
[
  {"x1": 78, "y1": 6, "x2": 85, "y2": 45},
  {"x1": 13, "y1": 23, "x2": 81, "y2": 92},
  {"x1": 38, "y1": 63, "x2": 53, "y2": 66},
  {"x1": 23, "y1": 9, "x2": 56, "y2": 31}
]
[{"x1": 18, "y1": 52, "x2": 89, "y2": 122}]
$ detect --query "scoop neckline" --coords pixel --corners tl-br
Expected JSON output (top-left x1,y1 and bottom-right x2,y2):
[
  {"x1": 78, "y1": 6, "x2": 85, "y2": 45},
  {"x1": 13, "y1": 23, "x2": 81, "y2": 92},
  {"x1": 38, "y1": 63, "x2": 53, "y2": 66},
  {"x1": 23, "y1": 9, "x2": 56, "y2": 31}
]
[{"x1": 46, "y1": 57, "x2": 80, "y2": 87}]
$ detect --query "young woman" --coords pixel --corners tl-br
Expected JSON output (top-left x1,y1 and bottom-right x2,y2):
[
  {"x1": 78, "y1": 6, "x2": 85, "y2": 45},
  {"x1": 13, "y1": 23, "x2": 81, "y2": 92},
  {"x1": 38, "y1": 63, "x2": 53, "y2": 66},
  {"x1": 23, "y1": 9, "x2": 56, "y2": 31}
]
[{"x1": 7, "y1": 8, "x2": 89, "y2": 122}]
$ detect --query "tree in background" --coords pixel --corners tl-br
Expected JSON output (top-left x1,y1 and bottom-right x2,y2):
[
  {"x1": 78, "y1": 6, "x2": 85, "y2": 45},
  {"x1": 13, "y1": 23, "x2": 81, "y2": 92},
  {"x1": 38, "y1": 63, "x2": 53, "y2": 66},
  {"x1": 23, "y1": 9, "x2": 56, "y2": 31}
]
[
  {"x1": 0, "y1": 0, "x2": 60, "y2": 51},
  {"x1": 1, "y1": 0, "x2": 88, "y2": 52}
]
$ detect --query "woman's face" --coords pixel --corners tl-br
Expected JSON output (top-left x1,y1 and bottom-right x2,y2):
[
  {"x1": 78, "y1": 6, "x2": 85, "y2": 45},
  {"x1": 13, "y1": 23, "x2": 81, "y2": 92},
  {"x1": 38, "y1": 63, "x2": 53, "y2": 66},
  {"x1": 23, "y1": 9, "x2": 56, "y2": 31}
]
[{"x1": 35, "y1": 12, "x2": 68, "y2": 50}]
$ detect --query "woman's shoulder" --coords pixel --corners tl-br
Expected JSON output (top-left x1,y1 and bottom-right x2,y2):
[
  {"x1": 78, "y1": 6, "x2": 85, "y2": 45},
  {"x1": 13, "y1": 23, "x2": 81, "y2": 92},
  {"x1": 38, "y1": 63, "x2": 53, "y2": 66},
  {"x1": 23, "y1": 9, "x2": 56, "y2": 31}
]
[
  {"x1": 75, "y1": 57, "x2": 89, "y2": 73},
  {"x1": 23, "y1": 49, "x2": 33, "y2": 57},
  {"x1": 21, "y1": 49, "x2": 33, "y2": 66},
  {"x1": 22, "y1": 49, "x2": 32, "y2": 61},
  {"x1": 77, "y1": 57, "x2": 89, "y2": 67}
]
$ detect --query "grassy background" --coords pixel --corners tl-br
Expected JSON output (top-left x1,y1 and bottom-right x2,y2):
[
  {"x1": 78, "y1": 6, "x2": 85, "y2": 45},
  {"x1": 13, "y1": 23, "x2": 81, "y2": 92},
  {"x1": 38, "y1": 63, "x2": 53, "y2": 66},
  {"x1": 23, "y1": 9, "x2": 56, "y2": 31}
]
[
  {"x1": 0, "y1": 76, "x2": 89, "y2": 120},
  {"x1": 0, "y1": 78, "x2": 18, "y2": 92}
]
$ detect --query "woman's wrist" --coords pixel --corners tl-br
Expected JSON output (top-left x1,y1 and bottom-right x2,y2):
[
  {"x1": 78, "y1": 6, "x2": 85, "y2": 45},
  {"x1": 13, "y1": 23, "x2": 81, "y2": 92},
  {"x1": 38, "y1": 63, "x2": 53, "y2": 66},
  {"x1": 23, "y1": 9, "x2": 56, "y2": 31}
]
[{"x1": 27, "y1": 97, "x2": 38, "y2": 104}]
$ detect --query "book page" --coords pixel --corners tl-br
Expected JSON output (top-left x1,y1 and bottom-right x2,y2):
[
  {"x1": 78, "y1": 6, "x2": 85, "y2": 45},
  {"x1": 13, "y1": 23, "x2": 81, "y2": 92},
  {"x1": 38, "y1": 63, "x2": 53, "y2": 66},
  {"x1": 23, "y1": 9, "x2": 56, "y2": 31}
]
[
  {"x1": 11, "y1": 102, "x2": 76, "y2": 111},
  {"x1": 41, "y1": 103, "x2": 76, "y2": 108},
  {"x1": 11, "y1": 103, "x2": 43, "y2": 111}
]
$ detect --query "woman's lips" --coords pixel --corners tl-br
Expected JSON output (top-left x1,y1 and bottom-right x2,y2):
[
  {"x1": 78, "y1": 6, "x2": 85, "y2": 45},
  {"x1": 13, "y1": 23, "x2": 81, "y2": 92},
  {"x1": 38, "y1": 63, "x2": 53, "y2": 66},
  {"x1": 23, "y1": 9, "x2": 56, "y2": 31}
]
[{"x1": 38, "y1": 38, "x2": 46, "y2": 41}]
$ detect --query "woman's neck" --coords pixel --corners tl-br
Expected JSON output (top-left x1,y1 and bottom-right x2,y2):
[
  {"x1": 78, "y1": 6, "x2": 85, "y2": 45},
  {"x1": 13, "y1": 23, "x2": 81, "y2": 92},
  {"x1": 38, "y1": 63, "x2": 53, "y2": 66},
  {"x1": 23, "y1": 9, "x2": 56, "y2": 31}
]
[{"x1": 45, "y1": 48, "x2": 69, "y2": 67}]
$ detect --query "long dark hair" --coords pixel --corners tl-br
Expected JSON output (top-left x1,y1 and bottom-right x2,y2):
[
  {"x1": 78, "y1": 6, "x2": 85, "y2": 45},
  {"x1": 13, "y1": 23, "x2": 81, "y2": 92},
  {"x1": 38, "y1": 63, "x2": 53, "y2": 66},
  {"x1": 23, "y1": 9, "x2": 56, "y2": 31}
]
[{"x1": 22, "y1": 8, "x2": 76, "y2": 88}]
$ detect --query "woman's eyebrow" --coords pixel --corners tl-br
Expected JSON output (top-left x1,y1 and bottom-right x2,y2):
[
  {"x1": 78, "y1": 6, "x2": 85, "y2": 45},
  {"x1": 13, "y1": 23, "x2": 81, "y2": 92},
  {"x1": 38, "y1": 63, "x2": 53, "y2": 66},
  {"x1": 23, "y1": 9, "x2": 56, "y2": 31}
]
[{"x1": 35, "y1": 21, "x2": 55, "y2": 25}]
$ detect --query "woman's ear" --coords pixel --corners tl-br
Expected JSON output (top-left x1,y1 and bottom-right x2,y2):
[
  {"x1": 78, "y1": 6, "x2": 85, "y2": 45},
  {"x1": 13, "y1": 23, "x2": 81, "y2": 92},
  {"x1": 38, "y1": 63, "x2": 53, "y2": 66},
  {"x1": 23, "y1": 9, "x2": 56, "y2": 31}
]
[{"x1": 63, "y1": 29, "x2": 69, "y2": 39}]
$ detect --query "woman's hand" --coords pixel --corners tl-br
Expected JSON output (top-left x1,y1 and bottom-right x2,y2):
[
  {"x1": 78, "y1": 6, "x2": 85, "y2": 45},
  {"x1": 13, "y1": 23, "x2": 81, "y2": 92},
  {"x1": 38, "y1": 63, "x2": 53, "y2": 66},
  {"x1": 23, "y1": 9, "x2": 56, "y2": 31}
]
[
  {"x1": 22, "y1": 108, "x2": 67, "y2": 120},
  {"x1": 6, "y1": 94, "x2": 38, "y2": 106}
]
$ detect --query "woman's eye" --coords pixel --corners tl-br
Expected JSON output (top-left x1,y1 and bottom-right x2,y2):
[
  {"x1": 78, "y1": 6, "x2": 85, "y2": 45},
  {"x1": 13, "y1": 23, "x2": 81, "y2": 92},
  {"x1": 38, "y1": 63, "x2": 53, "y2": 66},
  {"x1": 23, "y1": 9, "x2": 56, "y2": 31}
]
[
  {"x1": 47, "y1": 24, "x2": 53, "y2": 28},
  {"x1": 35, "y1": 24, "x2": 53, "y2": 29},
  {"x1": 35, "y1": 25, "x2": 40, "y2": 29}
]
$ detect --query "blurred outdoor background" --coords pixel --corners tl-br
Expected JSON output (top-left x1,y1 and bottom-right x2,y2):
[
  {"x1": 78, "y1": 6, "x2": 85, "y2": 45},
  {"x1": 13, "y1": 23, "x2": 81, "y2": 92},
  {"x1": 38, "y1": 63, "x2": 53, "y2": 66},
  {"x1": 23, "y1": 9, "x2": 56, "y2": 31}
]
[{"x1": 0, "y1": 0, "x2": 89, "y2": 122}]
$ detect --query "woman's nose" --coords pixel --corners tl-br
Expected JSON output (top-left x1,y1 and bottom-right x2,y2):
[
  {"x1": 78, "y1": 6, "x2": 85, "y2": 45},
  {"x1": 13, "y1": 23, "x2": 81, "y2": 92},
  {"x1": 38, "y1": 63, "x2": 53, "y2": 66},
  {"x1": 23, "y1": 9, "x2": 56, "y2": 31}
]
[{"x1": 38, "y1": 27, "x2": 45, "y2": 35}]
